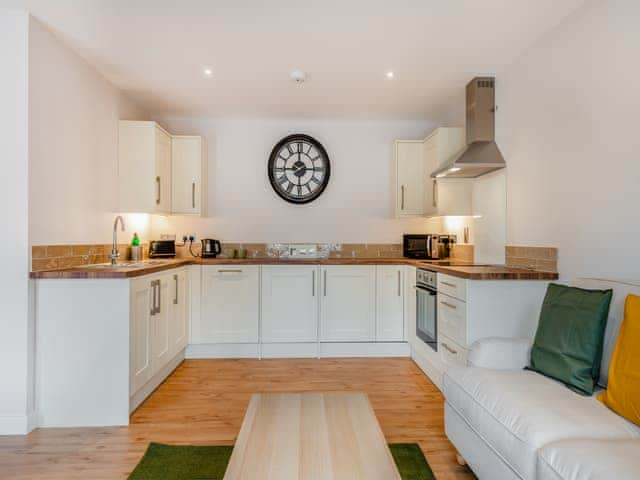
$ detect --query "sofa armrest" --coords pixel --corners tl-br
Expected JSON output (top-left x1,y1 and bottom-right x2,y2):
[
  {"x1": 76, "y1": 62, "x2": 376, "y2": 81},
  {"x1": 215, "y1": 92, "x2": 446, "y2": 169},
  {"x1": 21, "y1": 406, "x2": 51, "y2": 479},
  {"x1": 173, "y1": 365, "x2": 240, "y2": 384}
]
[{"x1": 467, "y1": 337, "x2": 531, "y2": 370}]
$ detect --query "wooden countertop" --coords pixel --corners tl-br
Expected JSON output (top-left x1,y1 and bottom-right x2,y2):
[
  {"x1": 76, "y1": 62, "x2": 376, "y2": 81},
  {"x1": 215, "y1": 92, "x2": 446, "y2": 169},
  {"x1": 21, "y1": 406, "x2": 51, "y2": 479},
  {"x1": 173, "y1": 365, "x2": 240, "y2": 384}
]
[{"x1": 30, "y1": 257, "x2": 558, "y2": 280}]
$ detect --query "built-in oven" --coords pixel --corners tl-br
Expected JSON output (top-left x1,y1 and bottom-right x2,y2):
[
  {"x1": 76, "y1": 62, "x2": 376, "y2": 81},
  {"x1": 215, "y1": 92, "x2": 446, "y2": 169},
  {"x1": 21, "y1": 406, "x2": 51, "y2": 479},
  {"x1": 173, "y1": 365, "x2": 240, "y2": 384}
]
[{"x1": 415, "y1": 268, "x2": 438, "y2": 351}]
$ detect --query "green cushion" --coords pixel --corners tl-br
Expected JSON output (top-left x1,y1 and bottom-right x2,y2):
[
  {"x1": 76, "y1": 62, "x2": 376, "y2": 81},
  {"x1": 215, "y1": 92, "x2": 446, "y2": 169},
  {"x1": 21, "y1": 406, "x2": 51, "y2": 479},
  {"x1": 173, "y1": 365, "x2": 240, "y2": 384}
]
[{"x1": 530, "y1": 283, "x2": 612, "y2": 395}]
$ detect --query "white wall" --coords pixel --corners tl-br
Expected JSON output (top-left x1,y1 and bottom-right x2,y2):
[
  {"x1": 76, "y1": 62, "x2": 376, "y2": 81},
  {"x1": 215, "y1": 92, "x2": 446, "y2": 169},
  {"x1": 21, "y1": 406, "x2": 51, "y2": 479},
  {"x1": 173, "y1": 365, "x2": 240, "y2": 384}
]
[
  {"x1": 472, "y1": 170, "x2": 506, "y2": 264},
  {"x1": 495, "y1": 0, "x2": 640, "y2": 281},
  {"x1": 0, "y1": 9, "x2": 33, "y2": 434},
  {"x1": 152, "y1": 116, "x2": 443, "y2": 243},
  {"x1": 29, "y1": 18, "x2": 150, "y2": 245}
]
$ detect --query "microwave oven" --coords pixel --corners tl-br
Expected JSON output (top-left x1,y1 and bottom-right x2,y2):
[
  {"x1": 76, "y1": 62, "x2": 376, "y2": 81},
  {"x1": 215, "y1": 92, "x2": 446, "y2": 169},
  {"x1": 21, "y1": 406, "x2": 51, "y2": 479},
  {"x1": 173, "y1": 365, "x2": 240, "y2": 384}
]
[{"x1": 403, "y1": 234, "x2": 456, "y2": 260}]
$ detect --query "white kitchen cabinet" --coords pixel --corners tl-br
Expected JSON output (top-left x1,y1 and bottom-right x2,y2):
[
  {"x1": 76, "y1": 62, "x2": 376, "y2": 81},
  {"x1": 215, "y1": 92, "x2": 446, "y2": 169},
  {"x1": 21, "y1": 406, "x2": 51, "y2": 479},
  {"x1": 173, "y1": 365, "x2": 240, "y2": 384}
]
[
  {"x1": 169, "y1": 269, "x2": 189, "y2": 356},
  {"x1": 118, "y1": 121, "x2": 172, "y2": 214},
  {"x1": 261, "y1": 266, "x2": 319, "y2": 343},
  {"x1": 197, "y1": 265, "x2": 260, "y2": 343},
  {"x1": 395, "y1": 140, "x2": 424, "y2": 217},
  {"x1": 422, "y1": 127, "x2": 472, "y2": 217},
  {"x1": 320, "y1": 266, "x2": 376, "y2": 342},
  {"x1": 171, "y1": 135, "x2": 207, "y2": 216},
  {"x1": 376, "y1": 266, "x2": 404, "y2": 341},
  {"x1": 151, "y1": 274, "x2": 172, "y2": 374},
  {"x1": 130, "y1": 277, "x2": 154, "y2": 394},
  {"x1": 130, "y1": 267, "x2": 189, "y2": 398}
]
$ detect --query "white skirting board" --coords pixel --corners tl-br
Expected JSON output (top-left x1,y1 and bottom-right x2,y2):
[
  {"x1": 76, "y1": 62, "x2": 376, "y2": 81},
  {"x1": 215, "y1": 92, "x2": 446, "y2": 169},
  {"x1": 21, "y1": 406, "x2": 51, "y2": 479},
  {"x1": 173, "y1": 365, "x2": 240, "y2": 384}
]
[
  {"x1": 186, "y1": 342, "x2": 410, "y2": 359},
  {"x1": 410, "y1": 339, "x2": 445, "y2": 391},
  {"x1": 187, "y1": 343, "x2": 260, "y2": 359},
  {"x1": 0, "y1": 411, "x2": 37, "y2": 435}
]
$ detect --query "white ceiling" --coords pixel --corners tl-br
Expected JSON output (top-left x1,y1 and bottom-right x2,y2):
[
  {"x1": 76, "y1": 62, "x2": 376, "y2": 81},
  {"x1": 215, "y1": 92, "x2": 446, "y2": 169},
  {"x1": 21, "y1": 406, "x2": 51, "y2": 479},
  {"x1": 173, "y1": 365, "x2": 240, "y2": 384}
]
[{"x1": 3, "y1": 0, "x2": 585, "y2": 118}]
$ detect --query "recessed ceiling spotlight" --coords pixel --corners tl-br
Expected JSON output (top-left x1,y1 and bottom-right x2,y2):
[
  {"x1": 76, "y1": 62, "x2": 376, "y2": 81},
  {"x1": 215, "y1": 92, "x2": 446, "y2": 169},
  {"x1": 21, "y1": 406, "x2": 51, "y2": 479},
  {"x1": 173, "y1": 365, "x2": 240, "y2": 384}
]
[
  {"x1": 202, "y1": 66, "x2": 213, "y2": 78},
  {"x1": 289, "y1": 68, "x2": 307, "y2": 84},
  {"x1": 386, "y1": 70, "x2": 395, "y2": 79}
]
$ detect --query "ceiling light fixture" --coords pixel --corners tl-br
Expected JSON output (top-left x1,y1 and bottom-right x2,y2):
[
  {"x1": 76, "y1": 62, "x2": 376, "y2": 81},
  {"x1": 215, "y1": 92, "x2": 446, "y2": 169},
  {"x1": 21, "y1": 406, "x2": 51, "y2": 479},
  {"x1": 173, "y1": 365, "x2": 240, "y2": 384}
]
[
  {"x1": 448, "y1": 167, "x2": 461, "y2": 173},
  {"x1": 202, "y1": 66, "x2": 213, "y2": 78},
  {"x1": 289, "y1": 68, "x2": 307, "y2": 84},
  {"x1": 386, "y1": 70, "x2": 395, "y2": 79}
]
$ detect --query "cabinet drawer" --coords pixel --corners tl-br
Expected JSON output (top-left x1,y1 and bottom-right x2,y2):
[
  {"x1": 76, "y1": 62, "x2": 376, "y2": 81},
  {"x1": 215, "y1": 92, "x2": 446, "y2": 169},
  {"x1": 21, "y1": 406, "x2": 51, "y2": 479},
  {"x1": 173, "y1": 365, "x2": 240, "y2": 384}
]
[
  {"x1": 438, "y1": 293, "x2": 467, "y2": 346},
  {"x1": 439, "y1": 334, "x2": 468, "y2": 368},
  {"x1": 437, "y1": 274, "x2": 466, "y2": 301}
]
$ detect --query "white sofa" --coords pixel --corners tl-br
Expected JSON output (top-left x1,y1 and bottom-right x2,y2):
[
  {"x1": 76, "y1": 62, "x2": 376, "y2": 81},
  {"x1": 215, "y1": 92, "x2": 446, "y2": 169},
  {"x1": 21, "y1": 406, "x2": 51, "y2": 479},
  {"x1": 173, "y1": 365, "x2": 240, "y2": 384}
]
[{"x1": 443, "y1": 279, "x2": 640, "y2": 480}]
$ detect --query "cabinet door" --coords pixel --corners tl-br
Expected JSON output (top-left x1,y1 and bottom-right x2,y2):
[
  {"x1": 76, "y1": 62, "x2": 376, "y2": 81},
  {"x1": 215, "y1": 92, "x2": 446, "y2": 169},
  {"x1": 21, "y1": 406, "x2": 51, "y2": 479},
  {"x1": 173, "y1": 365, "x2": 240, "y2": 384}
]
[
  {"x1": 320, "y1": 266, "x2": 375, "y2": 342},
  {"x1": 151, "y1": 276, "x2": 172, "y2": 373},
  {"x1": 130, "y1": 278, "x2": 154, "y2": 394},
  {"x1": 197, "y1": 266, "x2": 260, "y2": 343},
  {"x1": 376, "y1": 266, "x2": 404, "y2": 341},
  {"x1": 155, "y1": 126, "x2": 172, "y2": 214},
  {"x1": 171, "y1": 136, "x2": 203, "y2": 215},
  {"x1": 261, "y1": 266, "x2": 319, "y2": 343},
  {"x1": 169, "y1": 269, "x2": 189, "y2": 356},
  {"x1": 434, "y1": 179, "x2": 473, "y2": 216},
  {"x1": 395, "y1": 141, "x2": 424, "y2": 216},
  {"x1": 423, "y1": 137, "x2": 438, "y2": 216}
]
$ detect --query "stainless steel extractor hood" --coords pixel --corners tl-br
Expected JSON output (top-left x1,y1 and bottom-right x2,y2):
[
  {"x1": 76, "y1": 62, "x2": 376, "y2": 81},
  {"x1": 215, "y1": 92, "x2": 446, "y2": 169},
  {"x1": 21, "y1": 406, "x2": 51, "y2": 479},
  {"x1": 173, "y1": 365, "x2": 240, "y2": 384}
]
[{"x1": 431, "y1": 77, "x2": 505, "y2": 178}]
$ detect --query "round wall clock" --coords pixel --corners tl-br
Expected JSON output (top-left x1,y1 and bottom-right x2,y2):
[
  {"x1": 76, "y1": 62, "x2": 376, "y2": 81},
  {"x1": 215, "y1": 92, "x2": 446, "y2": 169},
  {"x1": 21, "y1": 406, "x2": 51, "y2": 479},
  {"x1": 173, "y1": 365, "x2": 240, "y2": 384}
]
[{"x1": 267, "y1": 134, "x2": 331, "y2": 204}]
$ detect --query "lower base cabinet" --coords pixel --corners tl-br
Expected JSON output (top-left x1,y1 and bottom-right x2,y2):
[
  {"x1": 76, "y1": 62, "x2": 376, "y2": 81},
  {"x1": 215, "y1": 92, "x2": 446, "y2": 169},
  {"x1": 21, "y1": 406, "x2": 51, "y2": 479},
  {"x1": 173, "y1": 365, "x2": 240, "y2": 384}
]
[
  {"x1": 195, "y1": 265, "x2": 260, "y2": 343},
  {"x1": 320, "y1": 266, "x2": 376, "y2": 342},
  {"x1": 376, "y1": 265, "x2": 404, "y2": 341},
  {"x1": 261, "y1": 265, "x2": 318, "y2": 342},
  {"x1": 130, "y1": 268, "x2": 189, "y2": 399}
]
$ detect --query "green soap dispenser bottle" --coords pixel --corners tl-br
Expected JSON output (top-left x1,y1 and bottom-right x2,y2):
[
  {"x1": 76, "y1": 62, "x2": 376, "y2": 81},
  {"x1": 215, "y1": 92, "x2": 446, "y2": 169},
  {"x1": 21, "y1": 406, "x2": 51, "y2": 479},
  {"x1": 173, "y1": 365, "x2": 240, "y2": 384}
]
[{"x1": 131, "y1": 232, "x2": 140, "y2": 246}]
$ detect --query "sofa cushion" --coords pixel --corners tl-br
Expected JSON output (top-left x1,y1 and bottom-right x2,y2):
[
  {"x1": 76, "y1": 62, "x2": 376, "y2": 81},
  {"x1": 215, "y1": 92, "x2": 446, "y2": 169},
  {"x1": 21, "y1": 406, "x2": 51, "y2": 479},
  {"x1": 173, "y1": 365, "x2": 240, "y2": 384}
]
[
  {"x1": 598, "y1": 294, "x2": 640, "y2": 426},
  {"x1": 571, "y1": 279, "x2": 640, "y2": 388},
  {"x1": 537, "y1": 439, "x2": 640, "y2": 480},
  {"x1": 530, "y1": 283, "x2": 612, "y2": 395},
  {"x1": 444, "y1": 366, "x2": 639, "y2": 480}
]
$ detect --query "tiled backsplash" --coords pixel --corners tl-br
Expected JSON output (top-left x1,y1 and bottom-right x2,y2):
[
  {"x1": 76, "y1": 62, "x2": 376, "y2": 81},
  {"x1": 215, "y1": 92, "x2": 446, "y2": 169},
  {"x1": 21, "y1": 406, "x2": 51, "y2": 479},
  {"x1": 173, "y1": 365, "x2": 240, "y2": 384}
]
[
  {"x1": 31, "y1": 244, "x2": 148, "y2": 272},
  {"x1": 176, "y1": 242, "x2": 404, "y2": 260},
  {"x1": 505, "y1": 246, "x2": 558, "y2": 273},
  {"x1": 31, "y1": 242, "x2": 404, "y2": 271},
  {"x1": 450, "y1": 244, "x2": 474, "y2": 262}
]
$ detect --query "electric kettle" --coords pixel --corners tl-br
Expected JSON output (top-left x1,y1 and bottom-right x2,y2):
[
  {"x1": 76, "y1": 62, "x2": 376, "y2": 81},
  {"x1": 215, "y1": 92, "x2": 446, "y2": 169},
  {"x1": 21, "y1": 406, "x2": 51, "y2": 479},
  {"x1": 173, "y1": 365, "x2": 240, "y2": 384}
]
[{"x1": 201, "y1": 239, "x2": 222, "y2": 258}]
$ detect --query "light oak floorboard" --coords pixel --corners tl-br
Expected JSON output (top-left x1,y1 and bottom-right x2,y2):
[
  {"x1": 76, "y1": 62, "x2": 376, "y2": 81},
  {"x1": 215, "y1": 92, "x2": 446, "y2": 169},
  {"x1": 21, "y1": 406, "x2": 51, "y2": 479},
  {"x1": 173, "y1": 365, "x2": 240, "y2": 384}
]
[{"x1": 0, "y1": 358, "x2": 475, "y2": 479}]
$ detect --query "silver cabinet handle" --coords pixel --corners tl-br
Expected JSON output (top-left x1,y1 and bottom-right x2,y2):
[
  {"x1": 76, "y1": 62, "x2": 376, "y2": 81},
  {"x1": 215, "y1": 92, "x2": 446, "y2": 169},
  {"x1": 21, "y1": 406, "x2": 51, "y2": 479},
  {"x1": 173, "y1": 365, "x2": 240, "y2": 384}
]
[
  {"x1": 440, "y1": 300, "x2": 457, "y2": 310},
  {"x1": 397, "y1": 270, "x2": 401, "y2": 296},
  {"x1": 218, "y1": 269, "x2": 242, "y2": 274},
  {"x1": 312, "y1": 270, "x2": 316, "y2": 297},
  {"x1": 156, "y1": 280, "x2": 161, "y2": 314},
  {"x1": 173, "y1": 274, "x2": 178, "y2": 305},
  {"x1": 192, "y1": 182, "x2": 196, "y2": 209},
  {"x1": 323, "y1": 270, "x2": 327, "y2": 297},
  {"x1": 441, "y1": 281, "x2": 457, "y2": 288},
  {"x1": 432, "y1": 180, "x2": 437, "y2": 208},
  {"x1": 442, "y1": 342, "x2": 458, "y2": 355},
  {"x1": 401, "y1": 185, "x2": 405, "y2": 210},
  {"x1": 150, "y1": 280, "x2": 156, "y2": 316},
  {"x1": 155, "y1": 176, "x2": 161, "y2": 205}
]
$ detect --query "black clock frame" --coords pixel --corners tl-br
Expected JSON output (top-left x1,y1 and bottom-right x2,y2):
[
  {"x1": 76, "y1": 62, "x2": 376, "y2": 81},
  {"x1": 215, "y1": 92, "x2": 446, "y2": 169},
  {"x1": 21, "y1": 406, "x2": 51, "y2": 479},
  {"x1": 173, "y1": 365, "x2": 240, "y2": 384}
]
[{"x1": 267, "y1": 133, "x2": 331, "y2": 204}]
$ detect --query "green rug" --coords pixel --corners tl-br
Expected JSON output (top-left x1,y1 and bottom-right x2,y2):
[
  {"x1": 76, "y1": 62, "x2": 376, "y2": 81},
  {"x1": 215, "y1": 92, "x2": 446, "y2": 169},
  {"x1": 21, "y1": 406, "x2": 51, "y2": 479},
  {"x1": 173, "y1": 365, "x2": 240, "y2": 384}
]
[{"x1": 129, "y1": 442, "x2": 435, "y2": 480}]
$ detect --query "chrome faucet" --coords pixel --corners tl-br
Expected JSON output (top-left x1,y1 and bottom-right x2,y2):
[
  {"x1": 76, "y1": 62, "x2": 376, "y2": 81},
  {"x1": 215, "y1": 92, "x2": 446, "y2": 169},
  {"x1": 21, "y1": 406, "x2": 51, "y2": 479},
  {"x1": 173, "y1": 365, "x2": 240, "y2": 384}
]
[{"x1": 110, "y1": 215, "x2": 126, "y2": 265}]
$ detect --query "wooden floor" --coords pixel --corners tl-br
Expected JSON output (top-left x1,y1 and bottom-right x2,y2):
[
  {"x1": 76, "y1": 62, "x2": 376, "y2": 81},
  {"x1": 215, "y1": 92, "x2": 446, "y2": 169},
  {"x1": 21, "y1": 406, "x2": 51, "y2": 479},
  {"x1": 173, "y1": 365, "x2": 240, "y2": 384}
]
[{"x1": 0, "y1": 358, "x2": 475, "y2": 479}]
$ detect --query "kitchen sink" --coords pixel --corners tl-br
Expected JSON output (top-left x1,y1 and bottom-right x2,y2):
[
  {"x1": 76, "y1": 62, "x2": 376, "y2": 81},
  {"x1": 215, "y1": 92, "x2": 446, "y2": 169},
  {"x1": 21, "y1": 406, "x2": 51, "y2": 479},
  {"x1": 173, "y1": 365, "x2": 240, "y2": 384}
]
[{"x1": 82, "y1": 260, "x2": 172, "y2": 269}]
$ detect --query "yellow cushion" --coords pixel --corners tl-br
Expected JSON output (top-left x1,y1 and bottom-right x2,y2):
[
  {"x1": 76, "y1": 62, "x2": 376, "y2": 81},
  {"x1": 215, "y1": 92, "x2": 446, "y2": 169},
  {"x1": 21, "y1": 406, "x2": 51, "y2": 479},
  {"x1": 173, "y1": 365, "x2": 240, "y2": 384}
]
[{"x1": 598, "y1": 294, "x2": 640, "y2": 426}]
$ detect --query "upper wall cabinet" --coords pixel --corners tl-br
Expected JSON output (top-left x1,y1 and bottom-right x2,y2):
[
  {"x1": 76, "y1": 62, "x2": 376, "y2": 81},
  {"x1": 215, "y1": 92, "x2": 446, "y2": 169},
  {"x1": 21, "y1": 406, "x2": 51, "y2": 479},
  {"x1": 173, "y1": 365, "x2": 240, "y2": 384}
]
[
  {"x1": 118, "y1": 121, "x2": 207, "y2": 216},
  {"x1": 423, "y1": 127, "x2": 472, "y2": 217},
  {"x1": 395, "y1": 140, "x2": 425, "y2": 217},
  {"x1": 394, "y1": 127, "x2": 471, "y2": 218},
  {"x1": 171, "y1": 136, "x2": 207, "y2": 216},
  {"x1": 118, "y1": 121, "x2": 172, "y2": 214}
]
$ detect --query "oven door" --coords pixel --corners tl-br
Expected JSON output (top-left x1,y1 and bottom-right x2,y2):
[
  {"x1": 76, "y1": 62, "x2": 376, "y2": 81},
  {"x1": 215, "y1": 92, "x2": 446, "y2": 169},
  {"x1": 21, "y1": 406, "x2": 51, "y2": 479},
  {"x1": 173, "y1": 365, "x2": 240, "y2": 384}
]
[{"x1": 416, "y1": 284, "x2": 437, "y2": 351}]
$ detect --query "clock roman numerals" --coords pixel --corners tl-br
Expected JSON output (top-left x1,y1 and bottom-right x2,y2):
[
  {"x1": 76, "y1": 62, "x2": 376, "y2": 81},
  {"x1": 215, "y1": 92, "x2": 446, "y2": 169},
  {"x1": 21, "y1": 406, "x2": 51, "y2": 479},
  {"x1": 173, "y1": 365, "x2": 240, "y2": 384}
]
[{"x1": 268, "y1": 135, "x2": 330, "y2": 204}]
